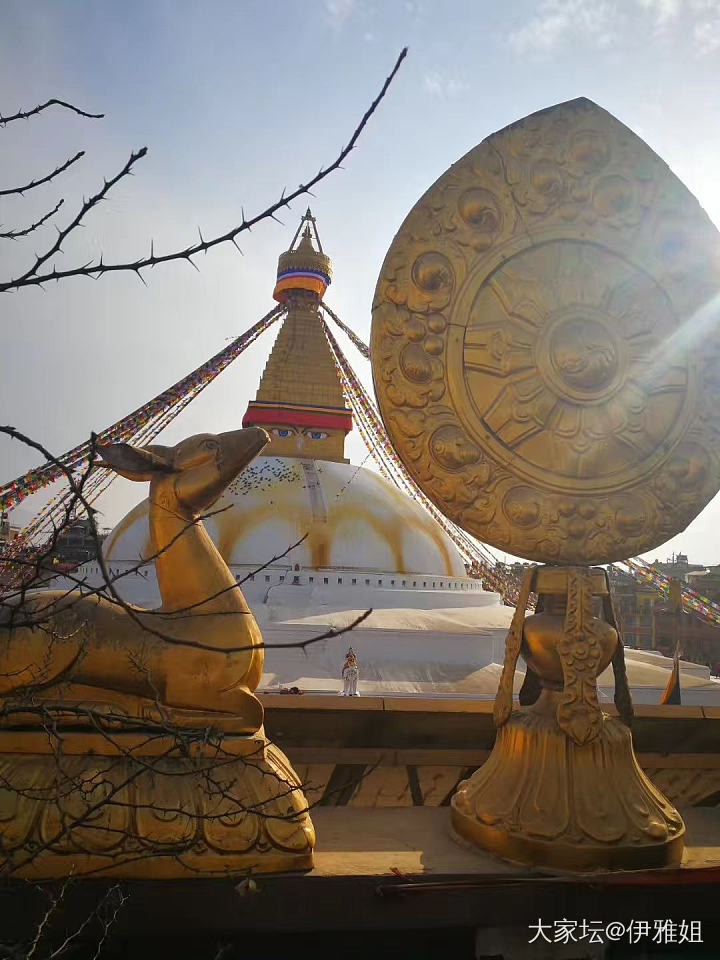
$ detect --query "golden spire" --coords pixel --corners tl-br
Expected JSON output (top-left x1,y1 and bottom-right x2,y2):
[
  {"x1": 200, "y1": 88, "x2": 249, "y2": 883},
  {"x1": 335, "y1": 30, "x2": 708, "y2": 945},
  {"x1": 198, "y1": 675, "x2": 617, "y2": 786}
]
[
  {"x1": 243, "y1": 211, "x2": 352, "y2": 462},
  {"x1": 273, "y1": 208, "x2": 332, "y2": 303}
]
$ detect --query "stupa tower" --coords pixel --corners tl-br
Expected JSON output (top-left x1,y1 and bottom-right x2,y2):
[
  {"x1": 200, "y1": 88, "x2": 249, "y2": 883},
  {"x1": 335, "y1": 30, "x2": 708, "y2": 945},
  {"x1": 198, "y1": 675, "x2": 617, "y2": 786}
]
[{"x1": 243, "y1": 210, "x2": 352, "y2": 463}]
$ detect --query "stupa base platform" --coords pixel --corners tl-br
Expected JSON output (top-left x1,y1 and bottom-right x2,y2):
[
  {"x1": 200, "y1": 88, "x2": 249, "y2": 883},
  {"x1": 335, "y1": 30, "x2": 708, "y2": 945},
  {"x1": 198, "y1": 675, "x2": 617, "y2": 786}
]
[
  {"x1": 0, "y1": 727, "x2": 314, "y2": 879},
  {"x1": 451, "y1": 703, "x2": 685, "y2": 873}
]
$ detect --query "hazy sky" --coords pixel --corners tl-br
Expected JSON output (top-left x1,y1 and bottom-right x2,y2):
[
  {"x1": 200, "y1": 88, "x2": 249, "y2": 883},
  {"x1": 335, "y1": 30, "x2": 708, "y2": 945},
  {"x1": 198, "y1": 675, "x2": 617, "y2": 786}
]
[{"x1": 4, "y1": 0, "x2": 720, "y2": 564}]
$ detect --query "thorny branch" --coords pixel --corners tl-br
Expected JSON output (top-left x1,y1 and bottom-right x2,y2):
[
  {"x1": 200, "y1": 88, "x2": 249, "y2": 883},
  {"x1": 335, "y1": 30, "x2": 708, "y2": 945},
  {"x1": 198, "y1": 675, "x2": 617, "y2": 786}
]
[
  {"x1": 0, "y1": 47, "x2": 407, "y2": 292},
  {"x1": 0, "y1": 424, "x2": 371, "y2": 896},
  {"x1": 0, "y1": 200, "x2": 64, "y2": 240},
  {"x1": 0, "y1": 425, "x2": 372, "y2": 652},
  {"x1": 0, "y1": 98, "x2": 104, "y2": 125},
  {"x1": 0, "y1": 148, "x2": 148, "y2": 290},
  {"x1": 0, "y1": 151, "x2": 84, "y2": 198},
  {"x1": 0, "y1": 878, "x2": 126, "y2": 960},
  {"x1": 0, "y1": 53, "x2": 404, "y2": 949}
]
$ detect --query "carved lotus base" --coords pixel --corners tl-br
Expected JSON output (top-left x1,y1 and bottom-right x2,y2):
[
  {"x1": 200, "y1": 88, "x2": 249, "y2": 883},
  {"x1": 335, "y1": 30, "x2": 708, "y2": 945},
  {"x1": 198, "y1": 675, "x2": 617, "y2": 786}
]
[
  {"x1": 0, "y1": 728, "x2": 314, "y2": 879},
  {"x1": 451, "y1": 702, "x2": 685, "y2": 872}
]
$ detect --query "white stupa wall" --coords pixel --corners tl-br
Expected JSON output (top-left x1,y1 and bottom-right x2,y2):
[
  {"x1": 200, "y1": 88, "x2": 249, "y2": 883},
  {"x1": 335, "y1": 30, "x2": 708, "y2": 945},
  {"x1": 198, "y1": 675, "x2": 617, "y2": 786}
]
[
  {"x1": 103, "y1": 457, "x2": 468, "y2": 580},
  {"x1": 43, "y1": 558, "x2": 720, "y2": 702}
]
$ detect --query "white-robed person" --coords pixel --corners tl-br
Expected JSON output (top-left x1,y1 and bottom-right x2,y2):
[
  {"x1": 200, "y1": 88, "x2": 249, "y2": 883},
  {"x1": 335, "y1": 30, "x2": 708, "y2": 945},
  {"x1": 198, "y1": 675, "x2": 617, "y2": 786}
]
[{"x1": 340, "y1": 647, "x2": 359, "y2": 696}]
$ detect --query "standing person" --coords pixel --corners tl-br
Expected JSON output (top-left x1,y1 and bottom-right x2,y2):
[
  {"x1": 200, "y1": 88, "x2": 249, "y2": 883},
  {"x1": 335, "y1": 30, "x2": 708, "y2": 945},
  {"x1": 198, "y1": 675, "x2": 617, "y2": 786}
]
[{"x1": 341, "y1": 647, "x2": 359, "y2": 696}]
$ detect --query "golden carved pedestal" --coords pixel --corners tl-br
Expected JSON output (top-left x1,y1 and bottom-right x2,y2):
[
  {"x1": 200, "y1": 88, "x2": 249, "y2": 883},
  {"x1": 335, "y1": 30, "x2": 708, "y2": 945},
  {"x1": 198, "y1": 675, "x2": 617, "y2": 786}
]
[
  {"x1": 451, "y1": 567, "x2": 685, "y2": 871},
  {"x1": 369, "y1": 97, "x2": 719, "y2": 872},
  {"x1": 0, "y1": 715, "x2": 314, "y2": 879},
  {"x1": 0, "y1": 427, "x2": 315, "y2": 879}
]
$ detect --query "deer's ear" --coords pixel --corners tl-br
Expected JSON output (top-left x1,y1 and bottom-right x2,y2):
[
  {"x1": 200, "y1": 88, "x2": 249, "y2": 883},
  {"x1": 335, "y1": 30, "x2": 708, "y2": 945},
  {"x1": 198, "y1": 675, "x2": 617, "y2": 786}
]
[
  {"x1": 96, "y1": 443, "x2": 174, "y2": 482},
  {"x1": 142, "y1": 443, "x2": 174, "y2": 461}
]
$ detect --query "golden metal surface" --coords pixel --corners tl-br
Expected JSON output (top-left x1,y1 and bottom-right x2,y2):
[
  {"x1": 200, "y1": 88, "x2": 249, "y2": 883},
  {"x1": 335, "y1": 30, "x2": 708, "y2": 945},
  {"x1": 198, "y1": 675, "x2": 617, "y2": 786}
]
[
  {"x1": 372, "y1": 97, "x2": 720, "y2": 564},
  {"x1": 252, "y1": 212, "x2": 352, "y2": 462},
  {"x1": 451, "y1": 705, "x2": 685, "y2": 872},
  {"x1": 0, "y1": 427, "x2": 315, "y2": 876},
  {"x1": 276, "y1": 227, "x2": 332, "y2": 289},
  {"x1": 452, "y1": 565, "x2": 685, "y2": 871},
  {"x1": 371, "y1": 98, "x2": 699, "y2": 870},
  {"x1": 253, "y1": 293, "x2": 350, "y2": 462},
  {"x1": 1, "y1": 733, "x2": 314, "y2": 879},
  {"x1": 1, "y1": 428, "x2": 270, "y2": 727}
]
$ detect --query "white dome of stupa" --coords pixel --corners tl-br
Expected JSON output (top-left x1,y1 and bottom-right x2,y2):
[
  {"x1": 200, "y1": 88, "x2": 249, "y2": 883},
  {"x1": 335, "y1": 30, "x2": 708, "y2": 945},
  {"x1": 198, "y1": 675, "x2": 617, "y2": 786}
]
[{"x1": 104, "y1": 454, "x2": 466, "y2": 578}]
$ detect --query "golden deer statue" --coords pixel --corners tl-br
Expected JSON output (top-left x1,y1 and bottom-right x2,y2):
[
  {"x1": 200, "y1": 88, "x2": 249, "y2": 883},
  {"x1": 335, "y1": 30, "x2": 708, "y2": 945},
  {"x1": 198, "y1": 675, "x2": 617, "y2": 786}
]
[{"x1": 0, "y1": 426, "x2": 270, "y2": 732}]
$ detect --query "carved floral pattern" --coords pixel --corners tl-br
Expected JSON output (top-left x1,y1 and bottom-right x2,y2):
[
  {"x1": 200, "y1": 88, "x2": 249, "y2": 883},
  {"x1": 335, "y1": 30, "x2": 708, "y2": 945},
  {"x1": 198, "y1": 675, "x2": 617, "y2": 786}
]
[
  {"x1": 0, "y1": 739, "x2": 314, "y2": 878},
  {"x1": 452, "y1": 710, "x2": 685, "y2": 864},
  {"x1": 371, "y1": 98, "x2": 720, "y2": 564},
  {"x1": 555, "y1": 569, "x2": 603, "y2": 745}
]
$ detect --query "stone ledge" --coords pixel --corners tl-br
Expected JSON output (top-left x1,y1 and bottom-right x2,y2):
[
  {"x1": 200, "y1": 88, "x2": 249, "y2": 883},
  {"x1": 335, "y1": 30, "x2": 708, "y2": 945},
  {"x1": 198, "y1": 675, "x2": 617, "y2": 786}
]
[{"x1": 260, "y1": 693, "x2": 712, "y2": 719}]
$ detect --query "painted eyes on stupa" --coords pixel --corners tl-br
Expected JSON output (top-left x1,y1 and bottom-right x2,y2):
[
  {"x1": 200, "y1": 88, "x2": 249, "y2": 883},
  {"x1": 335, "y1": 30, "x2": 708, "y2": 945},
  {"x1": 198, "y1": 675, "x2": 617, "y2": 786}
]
[{"x1": 269, "y1": 428, "x2": 329, "y2": 441}]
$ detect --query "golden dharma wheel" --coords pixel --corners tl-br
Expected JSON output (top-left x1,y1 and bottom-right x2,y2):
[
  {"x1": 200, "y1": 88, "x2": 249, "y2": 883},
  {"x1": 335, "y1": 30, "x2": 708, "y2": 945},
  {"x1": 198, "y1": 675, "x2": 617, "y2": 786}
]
[{"x1": 371, "y1": 98, "x2": 720, "y2": 564}]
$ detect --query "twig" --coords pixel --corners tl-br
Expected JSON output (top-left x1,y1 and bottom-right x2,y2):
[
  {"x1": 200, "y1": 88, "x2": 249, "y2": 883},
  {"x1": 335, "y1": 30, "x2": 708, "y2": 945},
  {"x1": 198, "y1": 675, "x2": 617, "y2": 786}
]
[
  {"x1": 0, "y1": 151, "x2": 84, "y2": 197},
  {"x1": 0, "y1": 199, "x2": 64, "y2": 240},
  {"x1": 0, "y1": 48, "x2": 407, "y2": 292},
  {"x1": 0, "y1": 426, "x2": 371, "y2": 652},
  {"x1": 1, "y1": 148, "x2": 148, "y2": 289},
  {"x1": 0, "y1": 98, "x2": 104, "y2": 125}
]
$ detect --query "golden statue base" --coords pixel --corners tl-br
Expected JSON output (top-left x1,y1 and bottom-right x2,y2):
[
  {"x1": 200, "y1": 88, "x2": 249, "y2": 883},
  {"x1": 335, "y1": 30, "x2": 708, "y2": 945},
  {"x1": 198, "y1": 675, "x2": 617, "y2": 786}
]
[
  {"x1": 451, "y1": 566, "x2": 685, "y2": 872},
  {"x1": 452, "y1": 692, "x2": 685, "y2": 871},
  {"x1": 0, "y1": 722, "x2": 314, "y2": 879}
]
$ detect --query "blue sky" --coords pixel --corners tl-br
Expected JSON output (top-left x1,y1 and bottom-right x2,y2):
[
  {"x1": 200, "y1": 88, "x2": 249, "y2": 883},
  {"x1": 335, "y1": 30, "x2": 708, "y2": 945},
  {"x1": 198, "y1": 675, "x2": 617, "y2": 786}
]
[{"x1": 4, "y1": 0, "x2": 720, "y2": 564}]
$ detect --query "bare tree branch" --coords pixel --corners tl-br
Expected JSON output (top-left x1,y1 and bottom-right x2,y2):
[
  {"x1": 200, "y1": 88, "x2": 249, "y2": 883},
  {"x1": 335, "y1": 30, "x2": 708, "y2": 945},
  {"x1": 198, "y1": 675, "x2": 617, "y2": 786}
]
[
  {"x1": 0, "y1": 151, "x2": 85, "y2": 197},
  {"x1": 109, "y1": 607, "x2": 374, "y2": 657},
  {"x1": 0, "y1": 148, "x2": 148, "y2": 290},
  {"x1": 0, "y1": 199, "x2": 64, "y2": 240},
  {"x1": 0, "y1": 522, "x2": 305, "y2": 624},
  {"x1": 0, "y1": 55, "x2": 403, "y2": 906},
  {"x1": 0, "y1": 98, "x2": 104, "y2": 125},
  {"x1": 0, "y1": 425, "x2": 107, "y2": 608},
  {"x1": 0, "y1": 47, "x2": 408, "y2": 293},
  {"x1": 0, "y1": 424, "x2": 372, "y2": 653}
]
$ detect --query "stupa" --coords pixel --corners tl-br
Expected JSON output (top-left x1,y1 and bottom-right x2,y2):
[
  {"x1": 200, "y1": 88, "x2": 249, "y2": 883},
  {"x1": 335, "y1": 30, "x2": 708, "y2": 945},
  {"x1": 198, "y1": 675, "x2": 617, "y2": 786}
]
[
  {"x1": 98, "y1": 211, "x2": 512, "y2": 695},
  {"x1": 52, "y1": 212, "x2": 720, "y2": 702},
  {"x1": 9, "y1": 100, "x2": 720, "y2": 957}
]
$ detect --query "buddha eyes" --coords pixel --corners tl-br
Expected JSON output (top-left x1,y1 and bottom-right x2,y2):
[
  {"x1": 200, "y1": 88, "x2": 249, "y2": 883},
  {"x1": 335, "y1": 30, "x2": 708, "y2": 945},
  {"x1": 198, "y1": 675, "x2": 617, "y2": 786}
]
[{"x1": 270, "y1": 428, "x2": 328, "y2": 440}]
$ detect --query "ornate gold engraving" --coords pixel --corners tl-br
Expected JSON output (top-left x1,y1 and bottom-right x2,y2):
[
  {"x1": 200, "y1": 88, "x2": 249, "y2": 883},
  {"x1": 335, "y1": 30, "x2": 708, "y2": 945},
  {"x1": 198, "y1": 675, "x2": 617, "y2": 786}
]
[
  {"x1": 451, "y1": 705, "x2": 685, "y2": 871},
  {"x1": 0, "y1": 427, "x2": 315, "y2": 877},
  {"x1": 454, "y1": 564, "x2": 685, "y2": 870},
  {"x1": 0, "y1": 733, "x2": 314, "y2": 879},
  {"x1": 372, "y1": 98, "x2": 720, "y2": 564},
  {"x1": 373, "y1": 98, "x2": 695, "y2": 871}
]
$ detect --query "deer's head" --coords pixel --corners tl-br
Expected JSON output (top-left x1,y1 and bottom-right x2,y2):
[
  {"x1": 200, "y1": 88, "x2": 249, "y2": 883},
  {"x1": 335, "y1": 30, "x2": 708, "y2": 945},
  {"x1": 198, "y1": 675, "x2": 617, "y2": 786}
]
[{"x1": 98, "y1": 427, "x2": 269, "y2": 518}]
